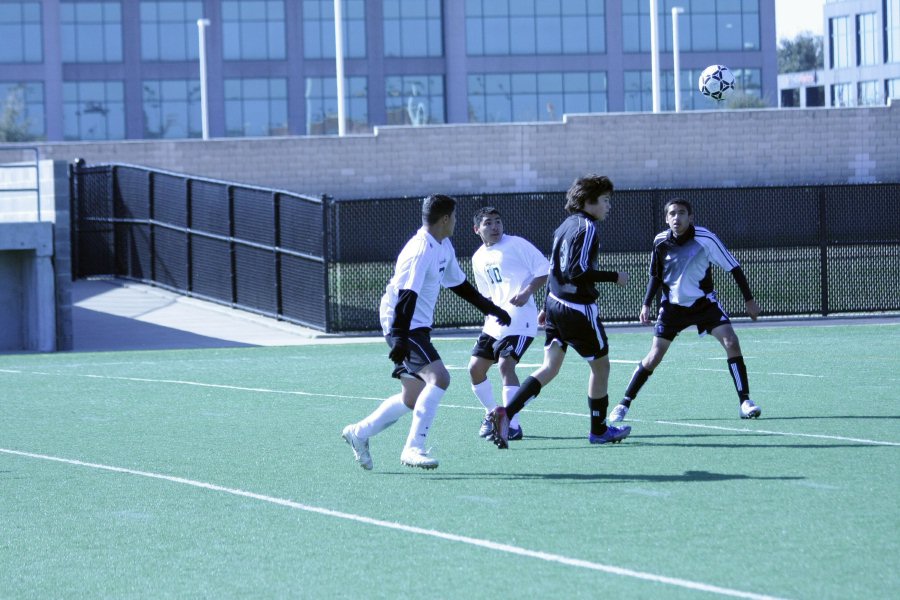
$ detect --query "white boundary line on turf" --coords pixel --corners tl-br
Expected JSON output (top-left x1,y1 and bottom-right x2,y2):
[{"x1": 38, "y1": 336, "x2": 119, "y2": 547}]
[
  {"x1": 3, "y1": 368, "x2": 898, "y2": 446},
  {"x1": 0, "y1": 447, "x2": 785, "y2": 600}
]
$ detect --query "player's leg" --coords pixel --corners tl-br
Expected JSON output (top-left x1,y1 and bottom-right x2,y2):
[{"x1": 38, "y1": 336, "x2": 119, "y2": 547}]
[
  {"x1": 469, "y1": 335, "x2": 499, "y2": 437},
  {"x1": 497, "y1": 356, "x2": 525, "y2": 438},
  {"x1": 498, "y1": 335, "x2": 533, "y2": 439},
  {"x1": 609, "y1": 310, "x2": 678, "y2": 423},
  {"x1": 710, "y1": 324, "x2": 760, "y2": 418},
  {"x1": 489, "y1": 342, "x2": 564, "y2": 449}
]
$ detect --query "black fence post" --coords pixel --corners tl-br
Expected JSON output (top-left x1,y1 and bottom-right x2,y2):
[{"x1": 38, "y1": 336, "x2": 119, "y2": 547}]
[
  {"x1": 819, "y1": 187, "x2": 829, "y2": 317},
  {"x1": 321, "y1": 194, "x2": 332, "y2": 333},
  {"x1": 228, "y1": 184, "x2": 237, "y2": 306},
  {"x1": 274, "y1": 191, "x2": 283, "y2": 319},
  {"x1": 68, "y1": 158, "x2": 84, "y2": 280}
]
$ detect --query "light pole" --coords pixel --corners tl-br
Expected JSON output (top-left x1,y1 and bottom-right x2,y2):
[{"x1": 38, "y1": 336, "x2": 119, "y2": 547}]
[
  {"x1": 672, "y1": 7, "x2": 685, "y2": 113},
  {"x1": 650, "y1": 0, "x2": 660, "y2": 113},
  {"x1": 197, "y1": 18, "x2": 211, "y2": 139},
  {"x1": 333, "y1": 0, "x2": 346, "y2": 136}
]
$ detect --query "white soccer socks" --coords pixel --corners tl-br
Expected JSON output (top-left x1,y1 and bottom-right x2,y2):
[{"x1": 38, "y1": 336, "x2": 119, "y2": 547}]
[
  {"x1": 471, "y1": 378, "x2": 496, "y2": 412},
  {"x1": 502, "y1": 385, "x2": 521, "y2": 429},
  {"x1": 404, "y1": 384, "x2": 445, "y2": 451},
  {"x1": 355, "y1": 394, "x2": 411, "y2": 439}
]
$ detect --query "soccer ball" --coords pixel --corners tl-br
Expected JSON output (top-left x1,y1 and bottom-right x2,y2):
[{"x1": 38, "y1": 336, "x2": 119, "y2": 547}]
[{"x1": 698, "y1": 65, "x2": 735, "y2": 101}]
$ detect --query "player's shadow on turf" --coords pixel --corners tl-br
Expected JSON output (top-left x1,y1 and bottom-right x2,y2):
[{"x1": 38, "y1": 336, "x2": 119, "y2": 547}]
[{"x1": 423, "y1": 470, "x2": 803, "y2": 483}]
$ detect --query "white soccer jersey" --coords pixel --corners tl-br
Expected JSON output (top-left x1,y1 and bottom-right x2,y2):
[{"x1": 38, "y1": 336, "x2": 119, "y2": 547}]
[
  {"x1": 380, "y1": 226, "x2": 467, "y2": 335},
  {"x1": 652, "y1": 225, "x2": 740, "y2": 306},
  {"x1": 472, "y1": 234, "x2": 551, "y2": 338}
]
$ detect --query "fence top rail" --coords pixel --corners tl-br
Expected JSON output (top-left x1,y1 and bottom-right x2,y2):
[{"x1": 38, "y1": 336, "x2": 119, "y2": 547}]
[{"x1": 82, "y1": 162, "x2": 325, "y2": 204}]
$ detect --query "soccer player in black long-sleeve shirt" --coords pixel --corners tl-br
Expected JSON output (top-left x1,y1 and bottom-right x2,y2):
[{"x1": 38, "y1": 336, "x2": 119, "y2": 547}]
[
  {"x1": 607, "y1": 197, "x2": 762, "y2": 425},
  {"x1": 487, "y1": 174, "x2": 632, "y2": 449}
]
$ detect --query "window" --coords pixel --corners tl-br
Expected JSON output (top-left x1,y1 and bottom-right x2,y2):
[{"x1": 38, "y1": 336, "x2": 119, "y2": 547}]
[
  {"x1": 857, "y1": 13, "x2": 877, "y2": 66},
  {"x1": 61, "y1": 1, "x2": 123, "y2": 63},
  {"x1": 830, "y1": 16, "x2": 851, "y2": 68},
  {"x1": 222, "y1": 0, "x2": 285, "y2": 60},
  {"x1": 887, "y1": 77, "x2": 900, "y2": 100},
  {"x1": 63, "y1": 80, "x2": 125, "y2": 140},
  {"x1": 0, "y1": 2, "x2": 42, "y2": 63},
  {"x1": 305, "y1": 76, "x2": 368, "y2": 134},
  {"x1": 887, "y1": 0, "x2": 900, "y2": 63},
  {"x1": 832, "y1": 82, "x2": 854, "y2": 107},
  {"x1": 467, "y1": 72, "x2": 607, "y2": 123},
  {"x1": 466, "y1": 0, "x2": 606, "y2": 56},
  {"x1": 140, "y1": 1, "x2": 203, "y2": 61},
  {"x1": 384, "y1": 0, "x2": 443, "y2": 57},
  {"x1": 623, "y1": 0, "x2": 759, "y2": 54},
  {"x1": 224, "y1": 78, "x2": 288, "y2": 137},
  {"x1": 0, "y1": 82, "x2": 44, "y2": 139},
  {"x1": 143, "y1": 79, "x2": 202, "y2": 138},
  {"x1": 385, "y1": 75, "x2": 445, "y2": 125},
  {"x1": 303, "y1": 0, "x2": 366, "y2": 59},
  {"x1": 857, "y1": 80, "x2": 880, "y2": 105}
]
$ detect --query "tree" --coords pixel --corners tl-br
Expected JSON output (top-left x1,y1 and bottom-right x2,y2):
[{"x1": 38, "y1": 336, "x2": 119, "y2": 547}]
[
  {"x1": 778, "y1": 33, "x2": 824, "y2": 73},
  {"x1": 0, "y1": 85, "x2": 35, "y2": 142},
  {"x1": 726, "y1": 92, "x2": 770, "y2": 109}
]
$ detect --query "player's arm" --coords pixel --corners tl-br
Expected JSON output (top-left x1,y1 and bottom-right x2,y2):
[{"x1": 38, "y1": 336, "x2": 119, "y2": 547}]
[
  {"x1": 449, "y1": 280, "x2": 511, "y2": 326},
  {"x1": 387, "y1": 289, "x2": 418, "y2": 363},
  {"x1": 730, "y1": 267, "x2": 760, "y2": 321},
  {"x1": 640, "y1": 277, "x2": 662, "y2": 325},
  {"x1": 510, "y1": 274, "x2": 548, "y2": 307},
  {"x1": 569, "y1": 227, "x2": 628, "y2": 287}
]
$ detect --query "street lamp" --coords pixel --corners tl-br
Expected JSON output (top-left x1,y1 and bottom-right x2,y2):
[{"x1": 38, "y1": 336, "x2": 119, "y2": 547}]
[
  {"x1": 672, "y1": 7, "x2": 685, "y2": 113},
  {"x1": 334, "y1": 0, "x2": 346, "y2": 136},
  {"x1": 650, "y1": 0, "x2": 660, "y2": 113},
  {"x1": 197, "y1": 18, "x2": 211, "y2": 139}
]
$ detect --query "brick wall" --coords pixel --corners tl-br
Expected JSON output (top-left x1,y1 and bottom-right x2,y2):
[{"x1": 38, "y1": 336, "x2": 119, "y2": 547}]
[{"x1": 28, "y1": 104, "x2": 900, "y2": 199}]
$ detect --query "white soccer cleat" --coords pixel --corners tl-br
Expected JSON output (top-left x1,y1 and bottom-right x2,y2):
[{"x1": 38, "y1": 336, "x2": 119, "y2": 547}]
[
  {"x1": 341, "y1": 425, "x2": 373, "y2": 470},
  {"x1": 608, "y1": 404, "x2": 629, "y2": 423},
  {"x1": 400, "y1": 447, "x2": 439, "y2": 470},
  {"x1": 740, "y1": 399, "x2": 762, "y2": 419}
]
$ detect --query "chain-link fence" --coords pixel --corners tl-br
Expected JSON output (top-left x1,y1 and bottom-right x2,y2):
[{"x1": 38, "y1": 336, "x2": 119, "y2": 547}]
[{"x1": 71, "y1": 163, "x2": 900, "y2": 333}]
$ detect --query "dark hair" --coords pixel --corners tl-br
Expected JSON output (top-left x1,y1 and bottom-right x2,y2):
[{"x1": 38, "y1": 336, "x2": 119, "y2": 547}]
[
  {"x1": 473, "y1": 206, "x2": 501, "y2": 226},
  {"x1": 664, "y1": 197, "x2": 693, "y2": 215},
  {"x1": 564, "y1": 174, "x2": 614, "y2": 214},
  {"x1": 422, "y1": 194, "x2": 457, "y2": 225}
]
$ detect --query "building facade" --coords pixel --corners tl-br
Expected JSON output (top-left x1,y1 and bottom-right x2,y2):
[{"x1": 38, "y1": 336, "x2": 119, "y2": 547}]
[
  {"x1": 779, "y1": 0, "x2": 900, "y2": 107},
  {"x1": 1, "y1": 0, "x2": 777, "y2": 141}
]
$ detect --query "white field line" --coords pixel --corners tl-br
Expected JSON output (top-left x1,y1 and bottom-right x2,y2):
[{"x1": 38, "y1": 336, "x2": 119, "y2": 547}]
[
  {"x1": 2, "y1": 369, "x2": 897, "y2": 447},
  {"x1": 0, "y1": 447, "x2": 785, "y2": 600}
]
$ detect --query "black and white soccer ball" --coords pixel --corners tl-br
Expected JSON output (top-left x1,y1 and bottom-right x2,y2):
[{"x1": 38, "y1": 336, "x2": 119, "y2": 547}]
[{"x1": 698, "y1": 64, "x2": 735, "y2": 101}]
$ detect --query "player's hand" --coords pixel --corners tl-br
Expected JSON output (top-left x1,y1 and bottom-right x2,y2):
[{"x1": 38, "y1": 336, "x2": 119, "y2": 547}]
[
  {"x1": 639, "y1": 305, "x2": 653, "y2": 325},
  {"x1": 388, "y1": 338, "x2": 410, "y2": 364},
  {"x1": 616, "y1": 271, "x2": 630, "y2": 287},
  {"x1": 490, "y1": 306, "x2": 512, "y2": 327},
  {"x1": 509, "y1": 291, "x2": 529, "y2": 307},
  {"x1": 537, "y1": 309, "x2": 547, "y2": 328},
  {"x1": 746, "y1": 299, "x2": 761, "y2": 321}
]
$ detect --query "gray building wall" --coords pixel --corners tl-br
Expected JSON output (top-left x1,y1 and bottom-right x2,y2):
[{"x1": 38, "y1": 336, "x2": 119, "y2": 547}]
[{"x1": 27, "y1": 103, "x2": 900, "y2": 200}]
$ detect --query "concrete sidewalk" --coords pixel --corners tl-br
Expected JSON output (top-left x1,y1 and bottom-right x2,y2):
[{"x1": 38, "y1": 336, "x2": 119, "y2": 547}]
[{"x1": 71, "y1": 279, "x2": 369, "y2": 352}]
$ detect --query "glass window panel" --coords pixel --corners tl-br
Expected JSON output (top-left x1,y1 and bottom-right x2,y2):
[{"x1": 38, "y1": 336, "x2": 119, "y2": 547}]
[
  {"x1": 512, "y1": 94, "x2": 538, "y2": 121},
  {"x1": 691, "y1": 14, "x2": 717, "y2": 51},
  {"x1": 483, "y1": 17, "x2": 510, "y2": 54},
  {"x1": 562, "y1": 16, "x2": 588, "y2": 53},
  {"x1": 535, "y1": 16, "x2": 562, "y2": 53},
  {"x1": 510, "y1": 17, "x2": 536, "y2": 54},
  {"x1": 717, "y1": 14, "x2": 742, "y2": 50}
]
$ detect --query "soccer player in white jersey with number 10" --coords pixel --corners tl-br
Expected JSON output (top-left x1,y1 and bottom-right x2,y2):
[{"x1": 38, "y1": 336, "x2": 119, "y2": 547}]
[
  {"x1": 468, "y1": 207, "x2": 550, "y2": 442},
  {"x1": 607, "y1": 197, "x2": 763, "y2": 425}
]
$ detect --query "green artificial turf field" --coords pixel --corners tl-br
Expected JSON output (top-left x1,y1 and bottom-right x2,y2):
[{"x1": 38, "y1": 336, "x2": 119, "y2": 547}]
[{"x1": 2, "y1": 320, "x2": 898, "y2": 598}]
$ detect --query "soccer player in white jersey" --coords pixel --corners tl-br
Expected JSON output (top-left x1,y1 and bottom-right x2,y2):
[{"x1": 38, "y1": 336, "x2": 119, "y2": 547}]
[
  {"x1": 341, "y1": 194, "x2": 511, "y2": 470},
  {"x1": 468, "y1": 207, "x2": 550, "y2": 441},
  {"x1": 608, "y1": 197, "x2": 763, "y2": 425}
]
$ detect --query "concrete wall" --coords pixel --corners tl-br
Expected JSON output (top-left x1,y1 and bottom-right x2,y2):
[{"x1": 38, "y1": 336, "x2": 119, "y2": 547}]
[
  {"x1": 23, "y1": 104, "x2": 900, "y2": 200},
  {"x1": 0, "y1": 159, "x2": 73, "y2": 352}
]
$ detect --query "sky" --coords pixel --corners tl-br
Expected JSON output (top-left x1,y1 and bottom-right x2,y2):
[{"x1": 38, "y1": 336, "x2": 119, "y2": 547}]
[{"x1": 775, "y1": 0, "x2": 826, "y2": 41}]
